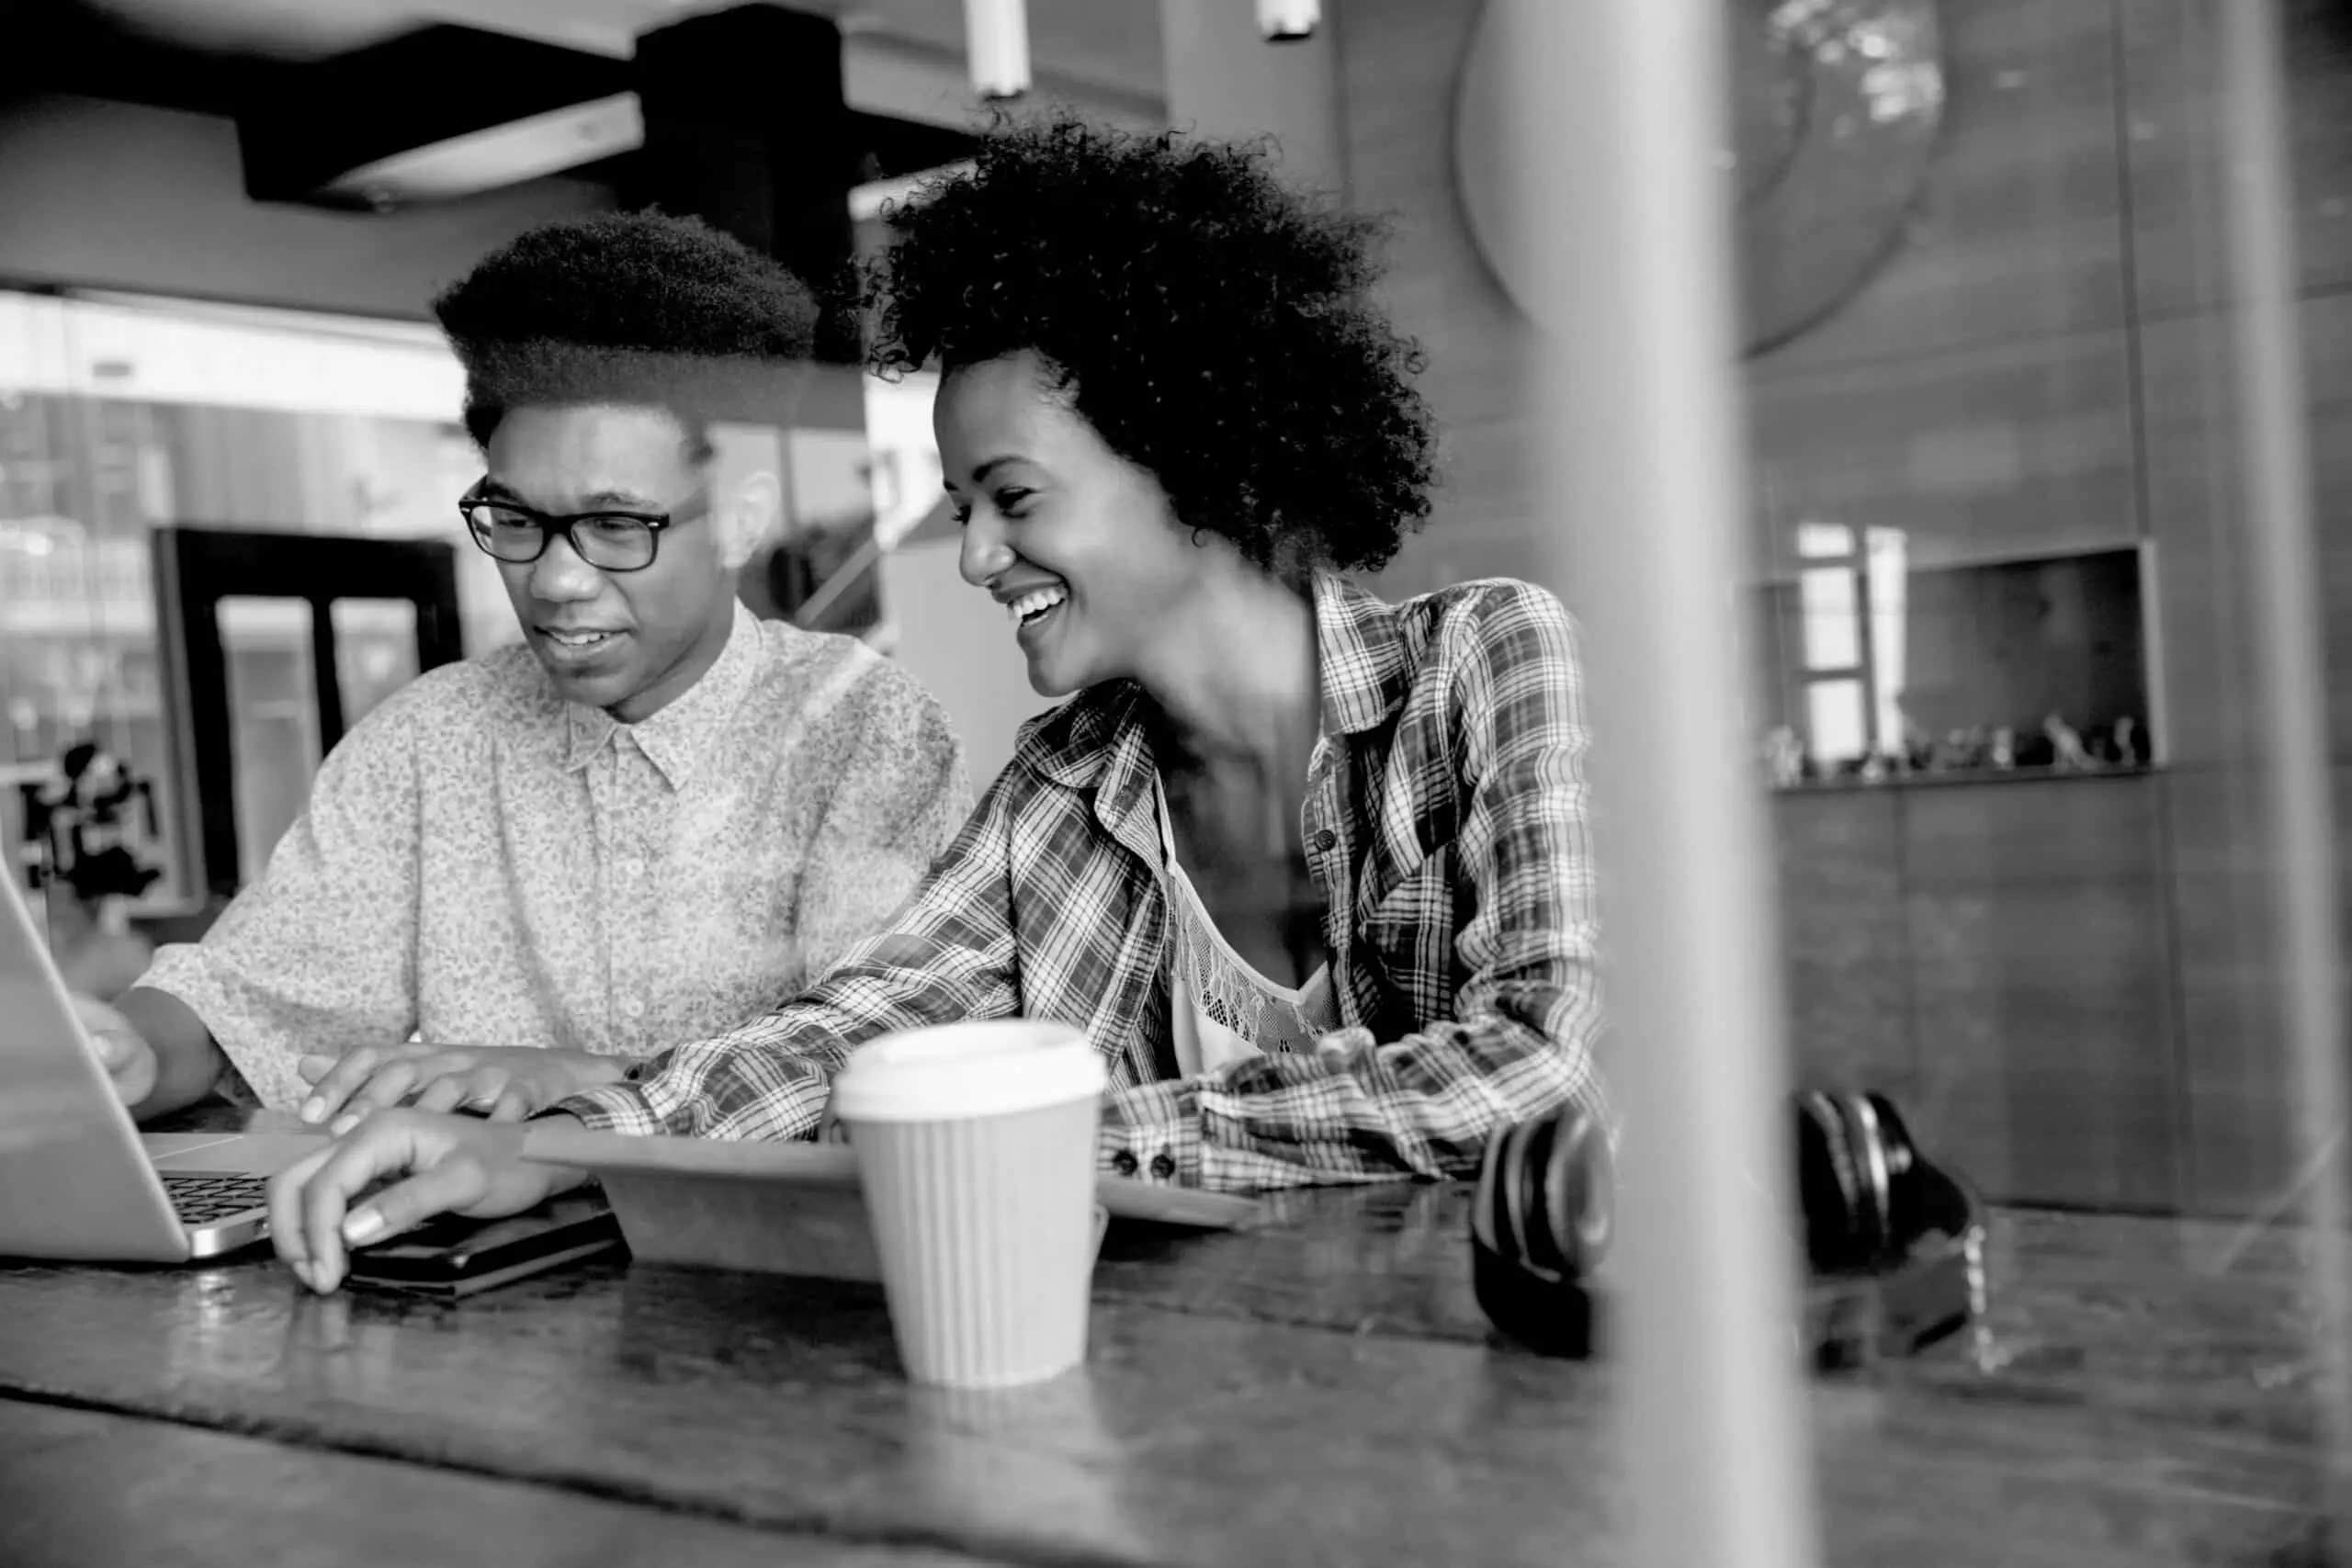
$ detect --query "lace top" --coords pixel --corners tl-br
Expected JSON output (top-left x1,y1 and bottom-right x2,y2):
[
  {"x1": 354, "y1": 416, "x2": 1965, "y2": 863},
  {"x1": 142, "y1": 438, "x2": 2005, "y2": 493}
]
[{"x1": 1151, "y1": 773, "x2": 1337, "y2": 1077}]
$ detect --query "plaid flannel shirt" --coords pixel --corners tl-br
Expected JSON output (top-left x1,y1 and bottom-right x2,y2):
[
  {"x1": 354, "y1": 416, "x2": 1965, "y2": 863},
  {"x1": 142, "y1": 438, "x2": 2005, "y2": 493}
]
[{"x1": 556, "y1": 572, "x2": 1608, "y2": 1191}]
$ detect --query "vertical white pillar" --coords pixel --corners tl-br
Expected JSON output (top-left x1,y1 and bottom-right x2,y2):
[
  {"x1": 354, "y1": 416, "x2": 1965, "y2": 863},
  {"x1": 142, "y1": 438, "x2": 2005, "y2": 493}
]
[
  {"x1": 2218, "y1": 0, "x2": 2352, "y2": 1504},
  {"x1": 1495, "y1": 0, "x2": 1820, "y2": 1562}
]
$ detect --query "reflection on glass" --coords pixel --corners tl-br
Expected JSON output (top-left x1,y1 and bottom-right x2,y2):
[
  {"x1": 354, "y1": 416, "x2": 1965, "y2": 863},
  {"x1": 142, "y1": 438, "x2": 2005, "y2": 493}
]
[
  {"x1": 1798, "y1": 565, "x2": 1860, "y2": 671},
  {"x1": 1804, "y1": 677, "x2": 1866, "y2": 765},
  {"x1": 329, "y1": 599, "x2": 420, "y2": 731},
  {"x1": 0, "y1": 288, "x2": 503, "y2": 903},
  {"x1": 865, "y1": 369, "x2": 944, "y2": 551},
  {"x1": 1793, "y1": 519, "x2": 1853, "y2": 558},
  {"x1": 1864, "y1": 526, "x2": 1907, "y2": 752},
  {"x1": 1764, "y1": 542, "x2": 2150, "y2": 782},
  {"x1": 215, "y1": 597, "x2": 320, "y2": 888}
]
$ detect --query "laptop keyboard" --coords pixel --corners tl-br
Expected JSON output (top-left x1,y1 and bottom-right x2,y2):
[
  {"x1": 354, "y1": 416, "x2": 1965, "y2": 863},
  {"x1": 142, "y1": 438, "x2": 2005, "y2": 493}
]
[{"x1": 161, "y1": 1173, "x2": 270, "y2": 1227}]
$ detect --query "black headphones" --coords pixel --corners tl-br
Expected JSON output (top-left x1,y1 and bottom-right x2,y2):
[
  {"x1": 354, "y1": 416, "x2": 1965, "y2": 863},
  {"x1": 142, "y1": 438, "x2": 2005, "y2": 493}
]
[
  {"x1": 1470, "y1": 1089, "x2": 1982, "y2": 1363},
  {"x1": 1792, "y1": 1089, "x2": 1927, "y2": 1274}
]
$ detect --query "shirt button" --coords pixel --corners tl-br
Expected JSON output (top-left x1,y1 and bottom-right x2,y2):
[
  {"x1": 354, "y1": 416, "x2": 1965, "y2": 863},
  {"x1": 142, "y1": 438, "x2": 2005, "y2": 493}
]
[
  {"x1": 1311, "y1": 829, "x2": 1338, "y2": 852},
  {"x1": 623, "y1": 995, "x2": 646, "y2": 1019},
  {"x1": 1149, "y1": 1150, "x2": 1178, "y2": 1181},
  {"x1": 1111, "y1": 1149, "x2": 1139, "y2": 1178}
]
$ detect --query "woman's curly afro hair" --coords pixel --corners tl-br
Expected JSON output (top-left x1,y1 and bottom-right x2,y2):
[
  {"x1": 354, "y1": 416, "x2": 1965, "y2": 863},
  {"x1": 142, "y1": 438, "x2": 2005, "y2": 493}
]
[
  {"x1": 865, "y1": 115, "x2": 1436, "y2": 575},
  {"x1": 435, "y1": 210, "x2": 819, "y2": 451}
]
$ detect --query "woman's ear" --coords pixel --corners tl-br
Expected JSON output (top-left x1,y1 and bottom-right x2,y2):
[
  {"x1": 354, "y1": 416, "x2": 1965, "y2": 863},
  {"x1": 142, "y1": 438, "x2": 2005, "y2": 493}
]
[{"x1": 718, "y1": 468, "x2": 783, "y2": 571}]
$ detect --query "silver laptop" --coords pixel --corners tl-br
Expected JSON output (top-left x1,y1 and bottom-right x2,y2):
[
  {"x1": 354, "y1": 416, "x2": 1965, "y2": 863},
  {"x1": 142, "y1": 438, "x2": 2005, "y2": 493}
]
[{"x1": 0, "y1": 876, "x2": 323, "y2": 1261}]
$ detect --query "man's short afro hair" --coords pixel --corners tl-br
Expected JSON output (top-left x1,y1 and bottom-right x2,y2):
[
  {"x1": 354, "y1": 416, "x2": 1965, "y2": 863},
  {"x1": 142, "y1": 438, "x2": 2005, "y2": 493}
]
[
  {"x1": 435, "y1": 210, "x2": 820, "y2": 450},
  {"x1": 865, "y1": 114, "x2": 1436, "y2": 576}
]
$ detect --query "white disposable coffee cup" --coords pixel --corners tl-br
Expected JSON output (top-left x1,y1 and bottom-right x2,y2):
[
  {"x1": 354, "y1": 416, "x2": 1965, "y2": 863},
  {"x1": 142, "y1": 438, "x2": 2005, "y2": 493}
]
[{"x1": 831, "y1": 1019, "x2": 1108, "y2": 1388}]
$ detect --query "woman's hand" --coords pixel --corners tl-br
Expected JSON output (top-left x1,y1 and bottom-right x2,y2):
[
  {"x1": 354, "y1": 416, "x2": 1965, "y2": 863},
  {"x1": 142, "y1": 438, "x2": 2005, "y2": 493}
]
[
  {"x1": 268, "y1": 1109, "x2": 585, "y2": 1293},
  {"x1": 297, "y1": 1044, "x2": 630, "y2": 1135}
]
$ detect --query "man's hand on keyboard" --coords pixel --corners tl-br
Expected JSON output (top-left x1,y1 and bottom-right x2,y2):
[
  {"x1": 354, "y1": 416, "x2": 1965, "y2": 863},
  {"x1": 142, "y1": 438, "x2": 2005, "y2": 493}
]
[
  {"x1": 71, "y1": 993, "x2": 158, "y2": 1108},
  {"x1": 296, "y1": 1044, "x2": 630, "y2": 1136}
]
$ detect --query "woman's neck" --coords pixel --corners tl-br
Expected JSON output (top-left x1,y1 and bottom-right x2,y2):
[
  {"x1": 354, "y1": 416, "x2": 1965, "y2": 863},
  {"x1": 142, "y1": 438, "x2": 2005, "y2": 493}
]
[{"x1": 1136, "y1": 567, "x2": 1320, "y2": 780}]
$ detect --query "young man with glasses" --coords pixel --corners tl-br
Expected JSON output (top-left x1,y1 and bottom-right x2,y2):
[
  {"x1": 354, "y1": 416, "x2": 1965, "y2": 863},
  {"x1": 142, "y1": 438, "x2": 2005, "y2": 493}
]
[{"x1": 76, "y1": 212, "x2": 971, "y2": 1128}]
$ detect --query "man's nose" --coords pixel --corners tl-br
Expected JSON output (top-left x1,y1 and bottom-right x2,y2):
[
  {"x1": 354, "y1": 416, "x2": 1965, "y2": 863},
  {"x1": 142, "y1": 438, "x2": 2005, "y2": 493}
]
[{"x1": 530, "y1": 533, "x2": 604, "y2": 602}]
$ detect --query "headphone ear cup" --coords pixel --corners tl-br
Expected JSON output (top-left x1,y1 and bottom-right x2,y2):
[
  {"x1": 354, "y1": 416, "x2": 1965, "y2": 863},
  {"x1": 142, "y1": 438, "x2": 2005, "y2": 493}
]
[
  {"x1": 1861, "y1": 1092, "x2": 1923, "y2": 1250},
  {"x1": 1513, "y1": 1112, "x2": 1560, "y2": 1272},
  {"x1": 1542, "y1": 1110, "x2": 1613, "y2": 1278},
  {"x1": 1795, "y1": 1090, "x2": 1865, "y2": 1272},
  {"x1": 1472, "y1": 1121, "x2": 1511, "y2": 1259},
  {"x1": 1837, "y1": 1092, "x2": 1894, "y2": 1261},
  {"x1": 1495, "y1": 1114, "x2": 1548, "y2": 1269}
]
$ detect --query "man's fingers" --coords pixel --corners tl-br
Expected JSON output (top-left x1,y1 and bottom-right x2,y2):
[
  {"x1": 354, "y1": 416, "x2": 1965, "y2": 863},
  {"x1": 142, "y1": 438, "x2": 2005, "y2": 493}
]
[
  {"x1": 91, "y1": 1030, "x2": 156, "y2": 1105},
  {"x1": 67, "y1": 993, "x2": 131, "y2": 1040},
  {"x1": 295, "y1": 1114, "x2": 442, "y2": 1292},
  {"x1": 327, "y1": 1062, "x2": 428, "y2": 1138},
  {"x1": 298, "y1": 1054, "x2": 338, "y2": 1086},
  {"x1": 84, "y1": 1028, "x2": 129, "y2": 1071},
  {"x1": 300, "y1": 1046, "x2": 384, "y2": 1124},
  {"x1": 268, "y1": 1144, "x2": 334, "y2": 1278},
  {"x1": 410, "y1": 1071, "x2": 480, "y2": 1117},
  {"x1": 465, "y1": 1067, "x2": 513, "y2": 1115},
  {"x1": 487, "y1": 1086, "x2": 534, "y2": 1122},
  {"x1": 342, "y1": 1159, "x2": 494, "y2": 1250},
  {"x1": 67, "y1": 996, "x2": 148, "y2": 1089}
]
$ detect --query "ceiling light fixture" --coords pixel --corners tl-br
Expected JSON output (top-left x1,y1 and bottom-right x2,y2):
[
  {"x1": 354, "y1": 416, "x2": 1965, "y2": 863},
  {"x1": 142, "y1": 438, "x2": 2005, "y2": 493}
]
[
  {"x1": 964, "y1": 0, "x2": 1031, "y2": 100},
  {"x1": 1258, "y1": 0, "x2": 1320, "y2": 41}
]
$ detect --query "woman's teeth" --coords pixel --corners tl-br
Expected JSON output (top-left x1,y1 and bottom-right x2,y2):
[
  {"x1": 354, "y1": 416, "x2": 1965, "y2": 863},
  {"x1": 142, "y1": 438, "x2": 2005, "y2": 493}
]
[
  {"x1": 546, "y1": 629, "x2": 615, "y2": 649},
  {"x1": 1007, "y1": 586, "x2": 1069, "y2": 626}
]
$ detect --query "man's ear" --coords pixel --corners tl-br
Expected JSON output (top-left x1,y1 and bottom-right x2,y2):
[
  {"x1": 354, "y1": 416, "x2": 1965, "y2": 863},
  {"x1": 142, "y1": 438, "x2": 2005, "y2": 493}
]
[{"x1": 718, "y1": 468, "x2": 782, "y2": 572}]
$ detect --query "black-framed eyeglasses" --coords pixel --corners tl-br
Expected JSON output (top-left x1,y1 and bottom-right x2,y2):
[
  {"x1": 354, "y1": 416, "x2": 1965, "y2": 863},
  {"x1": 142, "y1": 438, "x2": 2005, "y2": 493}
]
[{"x1": 458, "y1": 482, "x2": 706, "y2": 573}]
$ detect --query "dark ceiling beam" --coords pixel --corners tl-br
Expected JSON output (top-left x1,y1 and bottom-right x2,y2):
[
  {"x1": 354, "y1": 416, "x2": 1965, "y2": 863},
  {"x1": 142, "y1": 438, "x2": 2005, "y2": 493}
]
[
  {"x1": 7, "y1": 3, "x2": 976, "y2": 269},
  {"x1": 234, "y1": 24, "x2": 636, "y2": 209},
  {"x1": 625, "y1": 5, "x2": 938, "y2": 365},
  {"x1": 6, "y1": 0, "x2": 281, "y2": 117}
]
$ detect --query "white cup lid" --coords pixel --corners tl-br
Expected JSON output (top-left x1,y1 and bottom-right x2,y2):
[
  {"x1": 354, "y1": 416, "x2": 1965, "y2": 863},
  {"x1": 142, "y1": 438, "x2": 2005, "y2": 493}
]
[{"x1": 831, "y1": 1019, "x2": 1107, "y2": 1122}]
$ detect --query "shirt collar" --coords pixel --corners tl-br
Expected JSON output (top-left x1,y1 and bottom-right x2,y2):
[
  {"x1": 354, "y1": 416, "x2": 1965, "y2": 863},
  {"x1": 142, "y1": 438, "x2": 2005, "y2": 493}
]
[
  {"x1": 1314, "y1": 572, "x2": 1413, "y2": 735},
  {"x1": 560, "y1": 600, "x2": 762, "y2": 788}
]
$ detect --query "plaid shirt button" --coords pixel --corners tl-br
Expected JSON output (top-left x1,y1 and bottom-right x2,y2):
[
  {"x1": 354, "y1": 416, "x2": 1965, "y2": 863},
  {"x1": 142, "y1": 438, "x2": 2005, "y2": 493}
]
[
  {"x1": 1149, "y1": 1150, "x2": 1178, "y2": 1180},
  {"x1": 1111, "y1": 1148, "x2": 1139, "y2": 1177}
]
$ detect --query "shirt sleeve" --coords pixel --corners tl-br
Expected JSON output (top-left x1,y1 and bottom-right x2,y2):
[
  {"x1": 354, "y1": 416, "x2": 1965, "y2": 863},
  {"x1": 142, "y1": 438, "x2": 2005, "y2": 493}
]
[
  {"x1": 135, "y1": 691, "x2": 426, "y2": 1111},
  {"x1": 553, "y1": 755, "x2": 1023, "y2": 1139},
  {"x1": 1099, "y1": 586, "x2": 1609, "y2": 1191},
  {"x1": 786, "y1": 662, "x2": 976, "y2": 984}
]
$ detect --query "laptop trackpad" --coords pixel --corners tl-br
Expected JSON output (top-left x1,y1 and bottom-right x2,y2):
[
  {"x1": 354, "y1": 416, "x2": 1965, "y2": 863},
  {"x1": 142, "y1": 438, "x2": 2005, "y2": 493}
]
[{"x1": 145, "y1": 1131, "x2": 327, "y2": 1175}]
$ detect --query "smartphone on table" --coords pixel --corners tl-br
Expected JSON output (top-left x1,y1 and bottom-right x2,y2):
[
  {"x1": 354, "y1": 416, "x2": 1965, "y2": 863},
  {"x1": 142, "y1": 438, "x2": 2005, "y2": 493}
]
[{"x1": 342, "y1": 1191, "x2": 622, "y2": 1299}]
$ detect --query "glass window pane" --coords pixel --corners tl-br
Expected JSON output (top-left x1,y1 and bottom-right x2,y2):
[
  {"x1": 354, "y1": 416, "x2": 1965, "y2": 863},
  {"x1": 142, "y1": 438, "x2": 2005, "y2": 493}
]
[
  {"x1": 1798, "y1": 565, "x2": 1860, "y2": 671},
  {"x1": 1865, "y1": 527, "x2": 1910, "y2": 751},
  {"x1": 1804, "y1": 677, "x2": 1867, "y2": 767},
  {"x1": 1794, "y1": 519, "x2": 1855, "y2": 559},
  {"x1": 215, "y1": 596, "x2": 319, "y2": 888},
  {"x1": 330, "y1": 599, "x2": 420, "y2": 732},
  {"x1": 0, "y1": 287, "x2": 494, "y2": 906}
]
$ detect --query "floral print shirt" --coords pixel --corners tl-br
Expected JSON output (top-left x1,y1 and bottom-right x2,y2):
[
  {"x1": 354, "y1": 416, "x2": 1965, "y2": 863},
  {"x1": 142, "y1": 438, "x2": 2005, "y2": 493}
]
[{"x1": 141, "y1": 602, "x2": 971, "y2": 1110}]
